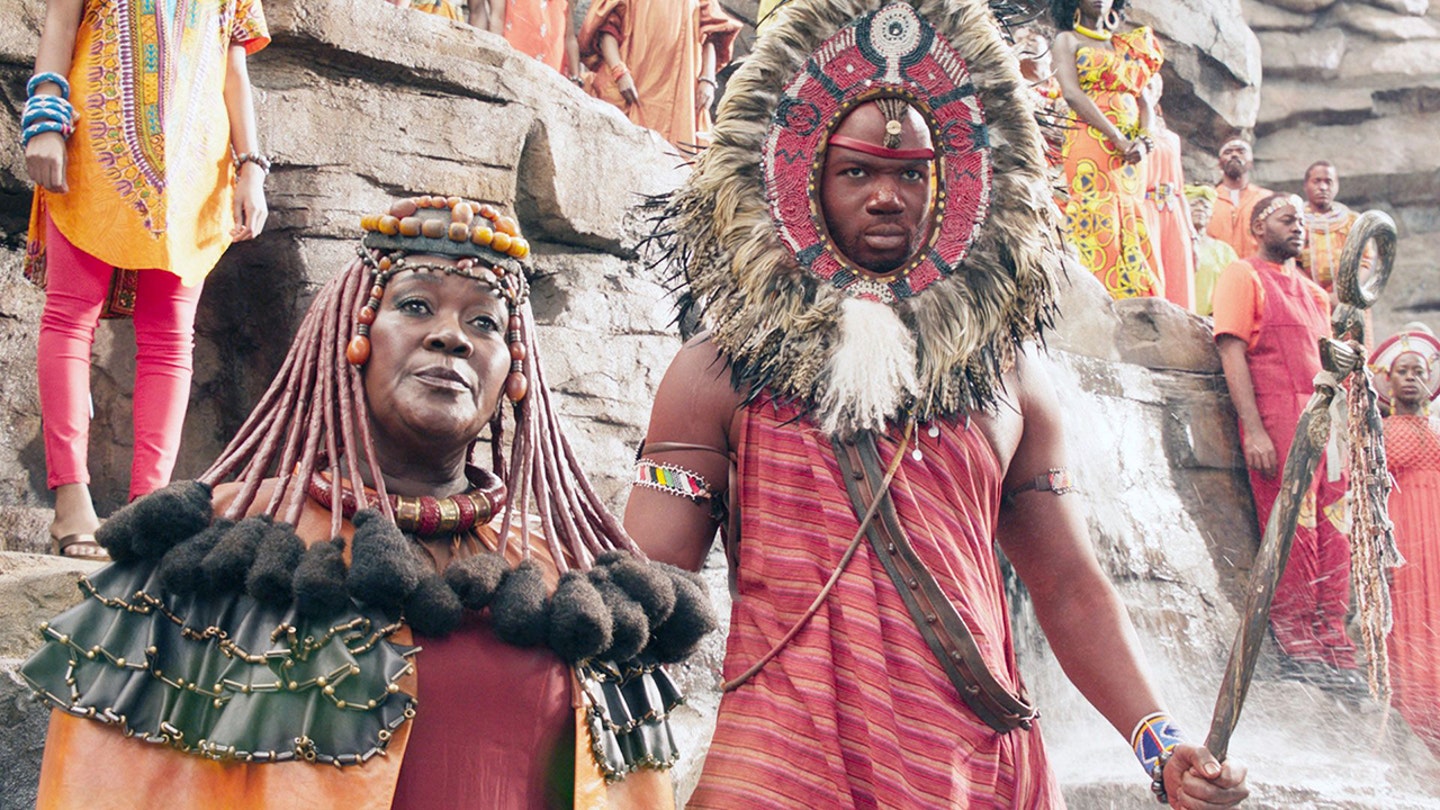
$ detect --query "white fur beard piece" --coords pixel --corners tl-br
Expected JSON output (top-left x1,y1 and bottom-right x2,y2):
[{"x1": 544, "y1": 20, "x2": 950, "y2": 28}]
[{"x1": 818, "y1": 297, "x2": 919, "y2": 435}]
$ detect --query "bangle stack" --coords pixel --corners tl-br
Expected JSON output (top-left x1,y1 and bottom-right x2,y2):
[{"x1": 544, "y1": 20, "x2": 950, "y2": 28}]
[
  {"x1": 233, "y1": 151, "x2": 272, "y2": 175},
  {"x1": 21, "y1": 72, "x2": 78, "y2": 148},
  {"x1": 1130, "y1": 711, "x2": 1186, "y2": 804}
]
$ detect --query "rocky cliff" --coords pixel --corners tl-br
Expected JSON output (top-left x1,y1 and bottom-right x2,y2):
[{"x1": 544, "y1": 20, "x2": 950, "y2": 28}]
[
  {"x1": 1245, "y1": 0, "x2": 1440, "y2": 340},
  {"x1": 1, "y1": 1, "x2": 1438, "y2": 808}
]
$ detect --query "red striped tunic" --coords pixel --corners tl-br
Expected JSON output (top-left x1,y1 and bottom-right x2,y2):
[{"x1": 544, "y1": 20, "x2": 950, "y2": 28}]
[{"x1": 689, "y1": 399, "x2": 1061, "y2": 809}]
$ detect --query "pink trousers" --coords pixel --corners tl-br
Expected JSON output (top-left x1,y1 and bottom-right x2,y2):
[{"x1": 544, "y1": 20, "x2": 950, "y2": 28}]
[{"x1": 37, "y1": 218, "x2": 203, "y2": 499}]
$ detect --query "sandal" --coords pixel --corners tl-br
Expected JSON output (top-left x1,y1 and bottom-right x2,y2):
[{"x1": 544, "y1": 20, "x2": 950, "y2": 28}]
[{"x1": 50, "y1": 532, "x2": 110, "y2": 561}]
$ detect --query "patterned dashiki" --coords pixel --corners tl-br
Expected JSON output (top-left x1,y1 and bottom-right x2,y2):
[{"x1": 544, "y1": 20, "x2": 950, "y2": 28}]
[
  {"x1": 25, "y1": 0, "x2": 269, "y2": 290},
  {"x1": 1060, "y1": 27, "x2": 1163, "y2": 300},
  {"x1": 689, "y1": 398, "x2": 1060, "y2": 809},
  {"x1": 1299, "y1": 202, "x2": 1359, "y2": 292}
]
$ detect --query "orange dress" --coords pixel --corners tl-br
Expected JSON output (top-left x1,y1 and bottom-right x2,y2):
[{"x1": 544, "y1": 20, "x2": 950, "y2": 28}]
[
  {"x1": 1384, "y1": 414, "x2": 1440, "y2": 756},
  {"x1": 579, "y1": 0, "x2": 740, "y2": 150},
  {"x1": 1145, "y1": 126, "x2": 1195, "y2": 310},
  {"x1": 1060, "y1": 27, "x2": 1163, "y2": 299},
  {"x1": 503, "y1": 0, "x2": 570, "y2": 73},
  {"x1": 25, "y1": 0, "x2": 269, "y2": 289}
]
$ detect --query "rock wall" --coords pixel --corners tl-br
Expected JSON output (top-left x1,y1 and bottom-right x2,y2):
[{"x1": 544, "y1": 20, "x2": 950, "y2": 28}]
[{"x1": 1244, "y1": 0, "x2": 1440, "y2": 340}]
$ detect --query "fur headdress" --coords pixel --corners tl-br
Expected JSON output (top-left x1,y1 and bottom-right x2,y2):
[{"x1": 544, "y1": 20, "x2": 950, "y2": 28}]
[{"x1": 652, "y1": 0, "x2": 1066, "y2": 434}]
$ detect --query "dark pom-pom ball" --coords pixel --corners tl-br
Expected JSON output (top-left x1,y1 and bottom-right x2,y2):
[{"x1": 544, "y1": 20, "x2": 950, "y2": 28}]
[
  {"x1": 246, "y1": 523, "x2": 306, "y2": 606},
  {"x1": 156, "y1": 519, "x2": 233, "y2": 596},
  {"x1": 201, "y1": 516, "x2": 270, "y2": 593},
  {"x1": 347, "y1": 509, "x2": 425, "y2": 610},
  {"x1": 490, "y1": 560, "x2": 550, "y2": 647},
  {"x1": 405, "y1": 573, "x2": 464, "y2": 637},
  {"x1": 294, "y1": 537, "x2": 350, "y2": 619},
  {"x1": 548, "y1": 571, "x2": 613, "y2": 662},
  {"x1": 98, "y1": 480, "x2": 214, "y2": 561},
  {"x1": 590, "y1": 578, "x2": 649, "y2": 663},
  {"x1": 599, "y1": 552, "x2": 677, "y2": 627},
  {"x1": 646, "y1": 564, "x2": 719, "y2": 663},
  {"x1": 444, "y1": 552, "x2": 508, "y2": 610}
]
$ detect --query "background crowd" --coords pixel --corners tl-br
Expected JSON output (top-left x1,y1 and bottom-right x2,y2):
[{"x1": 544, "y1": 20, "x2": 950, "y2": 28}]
[{"x1": 1038, "y1": 0, "x2": 1440, "y2": 758}]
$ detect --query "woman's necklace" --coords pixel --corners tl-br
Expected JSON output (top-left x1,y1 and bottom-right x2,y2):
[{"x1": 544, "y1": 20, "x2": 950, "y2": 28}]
[
  {"x1": 307, "y1": 464, "x2": 507, "y2": 538},
  {"x1": 1074, "y1": 22, "x2": 1111, "y2": 42}
]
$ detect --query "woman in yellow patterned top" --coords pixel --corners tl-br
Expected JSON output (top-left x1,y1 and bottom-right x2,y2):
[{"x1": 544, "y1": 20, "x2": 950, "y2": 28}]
[
  {"x1": 22, "y1": 0, "x2": 269, "y2": 558},
  {"x1": 1051, "y1": 0, "x2": 1163, "y2": 299}
]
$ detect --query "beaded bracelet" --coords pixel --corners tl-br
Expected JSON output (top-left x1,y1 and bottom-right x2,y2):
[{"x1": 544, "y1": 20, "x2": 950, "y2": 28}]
[
  {"x1": 27, "y1": 72, "x2": 70, "y2": 100},
  {"x1": 1130, "y1": 712, "x2": 1185, "y2": 804},
  {"x1": 21, "y1": 97, "x2": 76, "y2": 129},
  {"x1": 22, "y1": 120, "x2": 70, "y2": 145},
  {"x1": 233, "y1": 151, "x2": 272, "y2": 175}
]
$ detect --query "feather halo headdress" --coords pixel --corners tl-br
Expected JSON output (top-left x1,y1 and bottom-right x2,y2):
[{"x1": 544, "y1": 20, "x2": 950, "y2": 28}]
[{"x1": 650, "y1": 0, "x2": 1067, "y2": 435}]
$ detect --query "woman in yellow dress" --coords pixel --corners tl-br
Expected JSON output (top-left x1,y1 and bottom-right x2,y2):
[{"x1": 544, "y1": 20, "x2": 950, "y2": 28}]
[{"x1": 1052, "y1": 0, "x2": 1164, "y2": 299}]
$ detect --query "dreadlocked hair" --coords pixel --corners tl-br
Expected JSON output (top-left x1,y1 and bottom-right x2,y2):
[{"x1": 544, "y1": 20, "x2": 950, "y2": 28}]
[
  {"x1": 196, "y1": 250, "x2": 641, "y2": 572},
  {"x1": 1049, "y1": 0, "x2": 1127, "y2": 30}
]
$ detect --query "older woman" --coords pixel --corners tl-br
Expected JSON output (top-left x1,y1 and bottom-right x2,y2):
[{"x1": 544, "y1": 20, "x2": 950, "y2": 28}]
[
  {"x1": 21, "y1": 197, "x2": 714, "y2": 808},
  {"x1": 1372, "y1": 328, "x2": 1440, "y2": 756},
  {"x1": 1051, "y1": 0, "x2": 1164, "y2": 299}
]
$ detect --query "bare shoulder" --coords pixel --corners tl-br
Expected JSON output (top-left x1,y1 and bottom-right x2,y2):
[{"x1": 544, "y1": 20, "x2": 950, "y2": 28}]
[
  {"x1": 971, "y1": 345, "x2": 1063, "y2": 487},
  {"x1": 649, "y1": 332, "x2": 743, "y2": 451}
]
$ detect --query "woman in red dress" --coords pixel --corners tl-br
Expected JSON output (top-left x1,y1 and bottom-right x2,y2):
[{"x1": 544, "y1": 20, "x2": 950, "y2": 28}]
[{"x1": 1372, "y1": 327, "x2": 1440, "y2": 756}]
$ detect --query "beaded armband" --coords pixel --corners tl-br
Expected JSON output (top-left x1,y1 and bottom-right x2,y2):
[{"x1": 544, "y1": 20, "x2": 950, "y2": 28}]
[
  {"x1": 1130, "y1": 712, "x2": 1186, "y2": 804},
  {"x1": 634, "y1": 459, "x2": 714, "y2": 505}
]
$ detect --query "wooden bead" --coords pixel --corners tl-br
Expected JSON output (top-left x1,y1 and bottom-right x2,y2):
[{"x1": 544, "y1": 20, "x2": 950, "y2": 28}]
[
  {"x1": 508, "y1": 315, "x2": 522, "y2": 331},
  {"x1": 446, "y1": 196, "x2": 462, "y2": 209},
  {"x1": 478, "y1": 204, "x2": 499, "y2": 221},
  {"x1": 421, "y1": 219, "x2": 446, "y2": 239},
  {"x1": 451, "y1": 202, "x2": 474, "y2": 223},
  {"x1": 471, "y1": 226, "x2": 493, "y2": 246},
  {"x1": 399, "y1": 217, "x2": 422, "y2": 237},
  {"x1": 377, "y1": 257, "x2": 392, "y2": 271},
  {"x1": 509, "y1": 341, "x2": 526, "y2": 361},
  {"x1": 390, "y1": 199, "x2": 418, "y2": 218},
  {"x1": 417, "y1": 196, "x2": 434, "y2": 208},
  {"x1": 346, "y1": 335, "x2": 371, "y2": 365},
  {"x1": 357, "y1": 307, "x2": 376, "y2": 325},
  {"x1": 507, "y1": 237, "x2": 529, "y2": 259},
  {"x1": 505, "y1": 371, "x2": 528, "y2": 402},
  {"x1": 490, "y1": 232, "x2": 512, "y2": 253},
  {"x1": 448, "y1": 222, "x2": 470, "y2": 241},
  {"x1": 378, "y1": 216, "x2": 400, "y2": 235},
  {"x1": 495, "y1": 216, "x2": 520, "y2": 237},
  {"x1": 360, "y1": 215, "x2": 376, "y2": 231},
  {"x1": 371, "y1": 285, "x2": 385, "y2": 299}
]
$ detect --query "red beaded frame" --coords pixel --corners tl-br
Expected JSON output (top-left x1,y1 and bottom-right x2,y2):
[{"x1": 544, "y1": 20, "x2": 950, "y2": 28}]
[
  {"x1": 762, "y1": 2, "x2": 992, "y2": 304},
  {"x1": 1370, "y1": 330, "x2": 1440, "y2": 409}
]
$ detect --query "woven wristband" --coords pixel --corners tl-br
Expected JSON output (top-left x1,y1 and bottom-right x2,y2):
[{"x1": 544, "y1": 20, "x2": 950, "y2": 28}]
[{"x1": 1130, "y1": 712, "x2": 1186, "y2": 803}]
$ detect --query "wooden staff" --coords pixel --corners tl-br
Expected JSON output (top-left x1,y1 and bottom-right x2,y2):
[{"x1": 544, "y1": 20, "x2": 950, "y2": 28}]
[{"x1": 1204, "y1": 210, "x2": 1397, "y2": 763}]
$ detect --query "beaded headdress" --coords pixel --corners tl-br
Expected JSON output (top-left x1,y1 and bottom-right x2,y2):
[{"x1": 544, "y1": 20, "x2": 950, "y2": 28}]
[
  {"x1": 1369, "y1": 329, "x2": 1440, "y2": 408},
  {"x1": 650, "y1": 0, "x2": 1066, "y2": 434}
]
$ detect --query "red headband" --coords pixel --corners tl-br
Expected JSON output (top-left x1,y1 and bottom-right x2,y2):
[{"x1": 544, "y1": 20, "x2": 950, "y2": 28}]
[{"x1": 828, "y1": 134, "x2": 935, "y2": 161}]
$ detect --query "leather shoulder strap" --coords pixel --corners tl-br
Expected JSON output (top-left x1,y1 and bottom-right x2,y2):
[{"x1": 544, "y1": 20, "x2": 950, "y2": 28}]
[{"x1": 831, "y1": 431, "x2": 1038, "y2": 734}]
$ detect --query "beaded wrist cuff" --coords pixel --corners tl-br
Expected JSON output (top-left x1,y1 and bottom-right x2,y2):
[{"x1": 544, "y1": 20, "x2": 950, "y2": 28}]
[
  {"x1": 634, "y1": 459, "x2": 714, "y2": 504},
  {"x1": 1131, "y1": 712, "x2": 1185, "y2": 803},
  {"x1": 20, "y1": 93, "x2": 77, "y2": 147}
]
